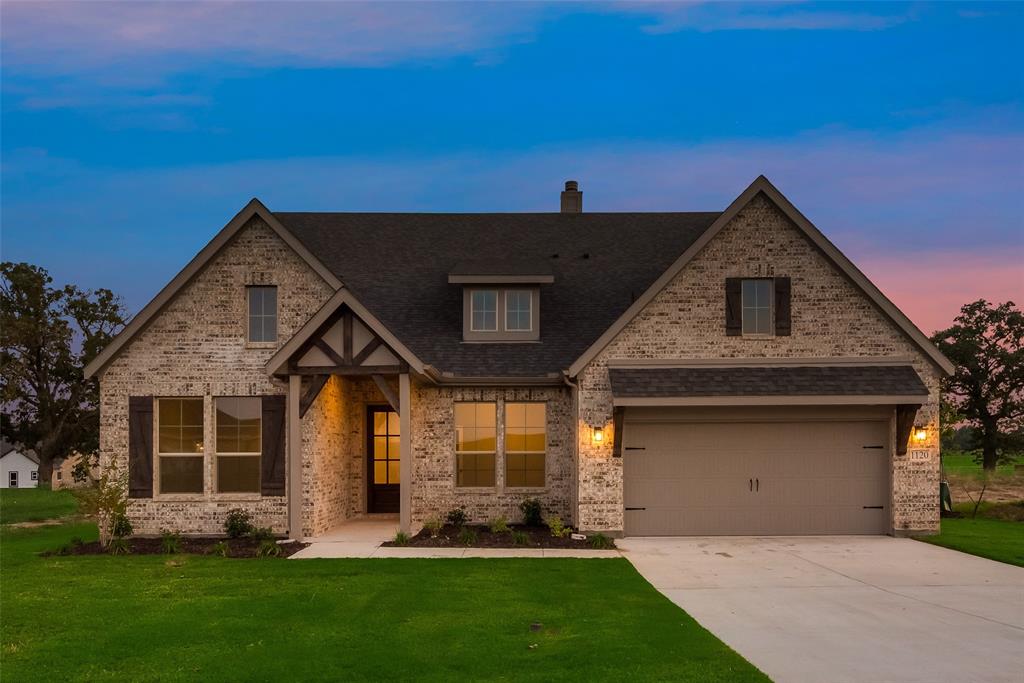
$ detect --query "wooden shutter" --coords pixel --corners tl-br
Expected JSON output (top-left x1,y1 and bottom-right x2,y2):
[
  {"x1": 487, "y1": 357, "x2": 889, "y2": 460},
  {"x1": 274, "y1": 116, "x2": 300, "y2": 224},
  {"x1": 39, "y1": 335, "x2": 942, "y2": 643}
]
[
  {"x1": 261, "y1": 395, "x2": 287, "y2": 496},
  {"x1": 725, "y1": 278, "x2": 742, "y2": 336},
  {"x1": 774, "y1": 277, "x2": 792, "y2": 336},
  {"x1": 128, "y1": 396, "x2": 154, "y2": 498}
]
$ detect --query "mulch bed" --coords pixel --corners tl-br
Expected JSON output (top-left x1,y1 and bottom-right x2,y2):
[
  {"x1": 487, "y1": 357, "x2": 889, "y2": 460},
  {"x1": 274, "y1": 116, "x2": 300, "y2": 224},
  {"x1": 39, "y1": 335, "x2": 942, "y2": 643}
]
[
  {"x1": 43, "y1": 536, "x2": 308, "y2": 558},
  {"x1": 381, "y1": 524, "x2": 615, "y2": 549}
]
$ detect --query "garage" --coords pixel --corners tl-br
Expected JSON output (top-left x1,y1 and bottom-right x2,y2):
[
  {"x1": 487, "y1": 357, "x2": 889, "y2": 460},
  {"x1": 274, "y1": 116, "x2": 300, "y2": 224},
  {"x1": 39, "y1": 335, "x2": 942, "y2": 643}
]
[
  {"x1": 622, "y1": 414, "x2": 890, "y2": 536},
  {"x1": 609, "y1": 364, "x2": 932, "y2": 537}
]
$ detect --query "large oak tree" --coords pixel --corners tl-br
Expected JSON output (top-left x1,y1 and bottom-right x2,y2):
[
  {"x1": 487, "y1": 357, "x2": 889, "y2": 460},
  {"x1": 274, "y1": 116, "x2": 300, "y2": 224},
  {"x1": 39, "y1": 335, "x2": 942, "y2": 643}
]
[
  {"x1": 931, "y1": 300, "x2": 1023, "y2": 471},
  {"x1": 1, "y1": 262, "x2": 128, "y2": 484}
]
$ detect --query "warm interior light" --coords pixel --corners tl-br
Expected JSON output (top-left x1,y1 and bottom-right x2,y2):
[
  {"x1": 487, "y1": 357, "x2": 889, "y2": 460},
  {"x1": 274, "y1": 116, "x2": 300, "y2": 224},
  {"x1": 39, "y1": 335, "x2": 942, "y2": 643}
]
[
  {"x1": 593, "y1": 427, "x2": 604, "y2": 443},
  {"x1": 913, "y1": 426, "x2": 927, "y2": 443}
]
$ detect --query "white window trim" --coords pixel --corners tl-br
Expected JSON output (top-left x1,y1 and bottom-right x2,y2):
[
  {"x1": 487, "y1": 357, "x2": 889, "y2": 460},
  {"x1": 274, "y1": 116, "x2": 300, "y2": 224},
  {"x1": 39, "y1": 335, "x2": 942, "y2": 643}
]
[
  {"x1": 9, "y1": 472, "x2": 18, "y2": 487},
  {"x1": 463, "y1": 288, "x2": 540, "y2": 341},
  {"x1": 504, "y1": 290, "x2": 533, "y2": 333},
  {"x1": 30, "y1": 471, "x2": 38, "y2": 481},
  {"x1": 247, "y1": 285, "x2": 279, "y2": 344},
  {"x1": 741, "y1": 278, "x2": 775, "y2": 337},
  {"x1": 469, "y1": 289, "x2": 499, "y2": 332}
]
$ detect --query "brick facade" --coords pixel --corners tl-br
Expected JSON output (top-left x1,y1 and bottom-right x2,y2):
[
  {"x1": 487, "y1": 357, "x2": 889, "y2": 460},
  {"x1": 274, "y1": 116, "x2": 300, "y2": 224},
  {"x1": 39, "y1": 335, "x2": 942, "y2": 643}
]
[{"x1": 574, "y1": 194, "x2": 941, "y2": 535}]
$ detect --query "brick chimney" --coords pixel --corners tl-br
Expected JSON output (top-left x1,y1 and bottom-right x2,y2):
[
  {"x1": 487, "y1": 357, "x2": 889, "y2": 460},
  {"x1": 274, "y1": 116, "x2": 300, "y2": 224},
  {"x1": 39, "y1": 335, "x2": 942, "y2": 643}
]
[{"x1": 560, "y1": 180, "x2": 582, "y2": 213}]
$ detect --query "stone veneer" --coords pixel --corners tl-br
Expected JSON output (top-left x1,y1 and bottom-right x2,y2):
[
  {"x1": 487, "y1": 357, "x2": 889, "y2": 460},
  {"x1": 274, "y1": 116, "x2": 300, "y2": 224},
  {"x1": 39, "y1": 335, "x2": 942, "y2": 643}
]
[
  {"x1": 99, "y1": 217, "x2": 333, "y2": 535},
  {"x1": 574, "y1": 194, "x2": 941, "y2": 535}
]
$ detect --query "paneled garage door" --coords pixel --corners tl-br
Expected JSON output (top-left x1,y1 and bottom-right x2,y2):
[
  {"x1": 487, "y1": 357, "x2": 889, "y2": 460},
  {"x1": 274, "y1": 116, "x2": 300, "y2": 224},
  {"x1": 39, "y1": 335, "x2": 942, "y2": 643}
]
[{"x1": 623, "y1": 418, "x2": 890, "y2": 536}]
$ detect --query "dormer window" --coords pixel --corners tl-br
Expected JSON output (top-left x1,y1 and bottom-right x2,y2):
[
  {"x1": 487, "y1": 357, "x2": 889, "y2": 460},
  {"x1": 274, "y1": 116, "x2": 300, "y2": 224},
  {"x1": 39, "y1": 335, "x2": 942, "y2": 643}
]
[
  {"x1": 470, "y1": 290, "x2": 499, "y2": 331},
  {"x1": 450, "y1": 260, "x2": 551, "y2": 342},
  {"x1": 505, "y1": 290, "x2": 533, "y2": 332}
]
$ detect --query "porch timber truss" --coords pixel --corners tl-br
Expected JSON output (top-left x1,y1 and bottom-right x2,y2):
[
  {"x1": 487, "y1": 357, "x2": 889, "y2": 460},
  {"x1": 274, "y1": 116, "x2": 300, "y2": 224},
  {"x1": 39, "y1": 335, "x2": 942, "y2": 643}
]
[{"x1": 290, "y1": 305, "x2": 409, "y2": 418}]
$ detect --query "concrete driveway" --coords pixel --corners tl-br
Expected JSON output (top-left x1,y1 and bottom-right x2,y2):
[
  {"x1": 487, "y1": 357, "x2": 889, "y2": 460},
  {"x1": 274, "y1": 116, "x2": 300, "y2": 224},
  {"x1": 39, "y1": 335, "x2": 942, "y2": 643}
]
[{"x1": 619, "y1": 536, "x2": 1024, "y2": 683}]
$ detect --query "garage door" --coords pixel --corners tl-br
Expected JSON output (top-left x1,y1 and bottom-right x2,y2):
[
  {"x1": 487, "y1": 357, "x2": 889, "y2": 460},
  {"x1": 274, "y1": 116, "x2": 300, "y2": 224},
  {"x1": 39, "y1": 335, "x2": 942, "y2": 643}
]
[{"x1": 623, "y1": 419, "x2": 890, "y2": 536}]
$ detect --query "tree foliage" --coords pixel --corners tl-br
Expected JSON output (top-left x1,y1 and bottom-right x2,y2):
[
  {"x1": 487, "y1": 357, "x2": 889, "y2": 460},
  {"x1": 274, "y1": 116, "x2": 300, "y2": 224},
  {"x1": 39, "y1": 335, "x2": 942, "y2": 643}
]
[
  {"x1": 0, "y1": 262, "x2": 128, "y2": 483},
  {"x1": 931, "y1": 300, "x2": 1024, "y2": 470}
]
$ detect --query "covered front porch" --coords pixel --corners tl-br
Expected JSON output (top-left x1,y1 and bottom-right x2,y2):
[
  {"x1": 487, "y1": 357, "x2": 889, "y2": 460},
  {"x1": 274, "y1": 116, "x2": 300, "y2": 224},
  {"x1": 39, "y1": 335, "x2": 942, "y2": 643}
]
[{"x1": 265, "y1": 290, "x2": 423, "y2": 539}]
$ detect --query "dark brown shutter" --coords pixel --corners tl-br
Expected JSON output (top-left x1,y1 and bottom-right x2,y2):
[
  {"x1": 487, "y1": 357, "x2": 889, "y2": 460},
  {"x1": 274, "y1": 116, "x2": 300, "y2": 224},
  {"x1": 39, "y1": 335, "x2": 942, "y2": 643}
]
[
  {"x1": 128, "y1": 396, "x2": 154, "y2": 498},
  {"x1": 774, "y1": 277, "x2": 792, "y2": 336},
  {"x1": 725, "y1": 278, "x2": 742, "y2": 336},
  {"x1": 261, "y1": 395, "x2": 286, "y2": 496}
]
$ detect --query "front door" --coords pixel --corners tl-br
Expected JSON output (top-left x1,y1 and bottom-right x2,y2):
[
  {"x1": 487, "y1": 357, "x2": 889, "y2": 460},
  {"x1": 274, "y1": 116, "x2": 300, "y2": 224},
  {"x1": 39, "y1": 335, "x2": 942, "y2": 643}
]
[{"x1": 367, "y1": 406, "x2": 400, "y2": 513}]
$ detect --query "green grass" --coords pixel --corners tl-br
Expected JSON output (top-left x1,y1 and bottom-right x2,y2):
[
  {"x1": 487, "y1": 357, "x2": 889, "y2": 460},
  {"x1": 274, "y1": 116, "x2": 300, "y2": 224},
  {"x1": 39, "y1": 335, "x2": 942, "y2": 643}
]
[
  {"x1": 1, "y1": 523, "x2": 766, "y2": 682},
  {"x1": 941, "y1": 452, "x2": 1017, "y2": 476},
  {"x1": 0, "y1": 488, "x2": 78, "y2": 524},
  {"x1": 918, "y1": 517, "x2": 1024, "y2": 567}
]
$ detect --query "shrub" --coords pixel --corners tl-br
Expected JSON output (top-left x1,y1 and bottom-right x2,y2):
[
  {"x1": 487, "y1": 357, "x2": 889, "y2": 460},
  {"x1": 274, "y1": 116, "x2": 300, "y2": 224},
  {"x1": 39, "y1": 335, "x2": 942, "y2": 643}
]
[
  {"x1": 588, "y1": 533, "x2": 614, "y2": 550},
  {"x1": 160, "y1": 531, "x2": 181, "y2": 555},
  {"x1": 423, "y1": 517, "x2": 442, "y2": 538},
  {"x1": 69, "y1": 536, "x2": 85, "y2": 548},
  {"x1": 250, "y1": 527, "x2": 275, "y2": 542},
  {"x1": 108, "y1": 538, "x2": 131, "y2": 555},
  {"x1": 546, "y1": 516, "x2": 570, "y2": 538},
  {"x1": 256, "y1": 539, "x2": 282, "y2": 558},
  {"x1": 72, "y1": 469, "x2": 128, "y2": 547},
  {"x1": 110, "y1": 512, "x2": 133, "y2": 539},
  {"x1": 224, "y1": 508, "x2": 254, "y2": 538},
  {"x1": 445, "y1": 507, "x2": 468, "y2": 527},
  {"x1": 519, "y1": 498, "x2": 543, "y2": 526},
  {"x1": 458, "y1": 527, "x2": 478, "y2": 546},
  {"x1": 488, "y1": 516, "x2": 510, "y2": 534},
  {"x1": 393, "y1": 531, "x2": 410, "y2": 546},
  {"x1": 210, "y1": 541, "x2": 230, "y2": 558},
  {"x1": 512, "y1": 530, "x2": 530, "y2": 546}
]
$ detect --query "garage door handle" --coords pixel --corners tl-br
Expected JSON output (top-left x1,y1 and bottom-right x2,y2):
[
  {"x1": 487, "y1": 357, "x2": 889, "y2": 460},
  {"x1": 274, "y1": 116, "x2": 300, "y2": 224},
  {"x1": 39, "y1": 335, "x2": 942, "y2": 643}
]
[
  {"x1": 625, "y1": 447, "x2": 646, "y2": 451},
  {"x1": 862, "y1": 505, "x2": 883, "y2": 509},
  {"x1": 756, "y1": 478, "x2": 759, "y2": 492},
  {"x1": 625, "y1": 507, "x2": 646, "y2": 511},
  {"x1": 749, "y1": 478, "x2": 753, "y2": 491}
]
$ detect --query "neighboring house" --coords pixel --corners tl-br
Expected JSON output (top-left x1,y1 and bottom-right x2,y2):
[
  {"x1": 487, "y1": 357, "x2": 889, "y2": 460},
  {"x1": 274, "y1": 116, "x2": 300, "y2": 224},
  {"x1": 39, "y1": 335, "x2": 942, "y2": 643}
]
[
  {"x1": 1, "y1": 439, "x2": 40, "y2": 489},
  {"x1": 84, "y1": 176, "x2": 952, "y2": 539},
  {"x1": 52, "y1": 454, "x2": 99, "y2": 490}
]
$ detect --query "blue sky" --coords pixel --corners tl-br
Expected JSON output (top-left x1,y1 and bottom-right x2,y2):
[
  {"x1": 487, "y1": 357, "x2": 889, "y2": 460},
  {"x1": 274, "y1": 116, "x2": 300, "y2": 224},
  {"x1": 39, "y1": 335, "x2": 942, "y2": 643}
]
[{"x1": 1, "y1": 1, "x2": 1021, "y2": 333}]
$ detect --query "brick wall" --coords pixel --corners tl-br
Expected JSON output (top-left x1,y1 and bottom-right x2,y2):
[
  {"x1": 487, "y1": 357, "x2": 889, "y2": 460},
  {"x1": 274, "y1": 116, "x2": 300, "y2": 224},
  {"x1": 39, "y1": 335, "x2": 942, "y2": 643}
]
[
  {"x1": 575, "y1": 194, "x2": 942, "y2": 535},
  {"x1": 99, "y1": 217, "x2": 334, "y2": 535}
]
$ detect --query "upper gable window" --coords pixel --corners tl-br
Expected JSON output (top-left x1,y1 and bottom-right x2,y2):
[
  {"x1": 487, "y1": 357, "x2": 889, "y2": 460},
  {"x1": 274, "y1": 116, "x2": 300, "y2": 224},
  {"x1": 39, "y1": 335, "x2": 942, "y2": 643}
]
[
  {"x1": 247, "y1": 286, "x2": 278, "y2": 343},
  {"x1": 741, "y1": 279, "x2": 773, "y2": 335},
  {"x1": 463, "y1": 288, "x2": 539, "y2": 341},
  {"x1": 470, "y1": 290, "x2": 498, "y2": 331}
]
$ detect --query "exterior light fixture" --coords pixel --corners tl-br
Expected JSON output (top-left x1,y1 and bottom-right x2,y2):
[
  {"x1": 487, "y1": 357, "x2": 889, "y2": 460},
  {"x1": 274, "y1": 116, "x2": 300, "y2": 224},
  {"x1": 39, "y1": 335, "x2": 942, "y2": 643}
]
[
  {"x1": 592, "y1": 427, "x2": 604, "y2": 444},
  {"x1": 912, "y1": 426, "x2": 927, "y2": 443}
]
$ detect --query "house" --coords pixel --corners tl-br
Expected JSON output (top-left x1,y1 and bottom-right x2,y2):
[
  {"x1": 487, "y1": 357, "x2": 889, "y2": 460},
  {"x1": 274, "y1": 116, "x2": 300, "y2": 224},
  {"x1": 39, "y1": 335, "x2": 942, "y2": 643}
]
[
  {"x1": 1, "y1": 439, "x2": 40, "y2": 489},
  {"x1": 52, "y1": 454, "x2": 99, "y2": 490},
  {"x1": 84, "y1": 176, "x2": 951, "y2": 539}
]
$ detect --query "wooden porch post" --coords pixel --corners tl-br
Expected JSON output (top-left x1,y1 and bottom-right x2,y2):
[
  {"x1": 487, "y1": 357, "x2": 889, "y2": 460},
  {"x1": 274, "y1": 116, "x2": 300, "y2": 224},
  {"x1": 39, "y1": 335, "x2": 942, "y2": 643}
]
[
  {"x1": 288, "y1": 374, "x2": 303, "y2": 540},
  {"x1": 399, "y1": 372, "x2": 411, "y2": 533}
]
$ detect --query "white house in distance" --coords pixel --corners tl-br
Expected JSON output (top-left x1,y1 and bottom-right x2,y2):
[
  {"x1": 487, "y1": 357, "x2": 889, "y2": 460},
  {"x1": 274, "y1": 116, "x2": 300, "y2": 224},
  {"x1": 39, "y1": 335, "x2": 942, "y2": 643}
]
[{"x1": 1, "y1": 439, "x2": 40, "y2": 489}]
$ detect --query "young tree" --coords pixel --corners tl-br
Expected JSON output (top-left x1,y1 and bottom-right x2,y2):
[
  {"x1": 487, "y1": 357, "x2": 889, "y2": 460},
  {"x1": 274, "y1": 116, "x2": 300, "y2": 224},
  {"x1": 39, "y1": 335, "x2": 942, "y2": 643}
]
[
  {"x1": 0, "y1": 262, "x2": 128, "y2": 484},
  {"x1": 931, "y1": 300, "x2": 1024, "y2": 471}
]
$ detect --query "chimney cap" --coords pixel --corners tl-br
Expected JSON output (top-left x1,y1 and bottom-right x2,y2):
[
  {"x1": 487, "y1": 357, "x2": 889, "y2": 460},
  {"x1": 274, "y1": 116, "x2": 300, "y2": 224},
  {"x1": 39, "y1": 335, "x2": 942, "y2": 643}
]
[{"x1": 564, "y1": 180, "x2": 578, "y2": 191}]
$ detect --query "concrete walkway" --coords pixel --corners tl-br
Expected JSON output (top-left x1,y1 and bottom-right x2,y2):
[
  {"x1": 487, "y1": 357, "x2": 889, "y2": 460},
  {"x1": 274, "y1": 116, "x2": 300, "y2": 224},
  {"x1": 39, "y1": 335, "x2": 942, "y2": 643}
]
[
  {"x1": 619, "y1": 536, "x2": 1024, "y2": 683},
  {"x1": 290, "y1": 517, "x2": 620, "y2": 558}
]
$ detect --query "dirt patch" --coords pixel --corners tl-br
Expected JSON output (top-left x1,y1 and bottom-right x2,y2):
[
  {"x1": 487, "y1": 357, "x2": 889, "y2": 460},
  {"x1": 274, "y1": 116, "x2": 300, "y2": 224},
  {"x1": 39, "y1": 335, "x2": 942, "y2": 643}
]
[
  {"x1": 5, "y1": 517, "x2": 83, "y2": 529},
  {"x1": 382, "y1": 524, "x2": 615, "y2": 549},
  {"x1": 946, "y1": 470, "x2": 1024, "y2": 505},
  {"x1": 42, "y1": 536, "x2": 308, "y2": 558}
]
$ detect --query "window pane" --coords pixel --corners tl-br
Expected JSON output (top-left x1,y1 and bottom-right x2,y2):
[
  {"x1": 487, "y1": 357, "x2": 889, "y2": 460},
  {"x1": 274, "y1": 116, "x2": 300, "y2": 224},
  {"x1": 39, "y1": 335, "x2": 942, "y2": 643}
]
[
  {"x1": 388, "y1": 461, "x2": 400, "y2": 484},
  {"x1": 374, "y1": 411, "x2": 387, "y2": 435},
  {"x1": 248, "y1": 287, "x2": 262, "y2": 315},
  {"x1": 160, "y1": 456, "x2": 204, "y2": 493},
  {"x1": 238, "y1": 425, "x2": 261, "y2": 453},
  {"x1": 507, "y1": 468, "x2": 524, "y2": 488},
  {"x1": 262, "y1": 287, "x2": 277, "y2": 315},
  {"x1": 505, "y1": 403, "x2": 526, "y2": 429},
  {"x1": 505, "y1": 291, "x2": 532, "y2": 331},
  {"x1": 506, "y1": 432, "x2": 526, "y2": 452},
  {"x1": 387, "y1": 411, "x2": 400, "y2": 435},
  {"x1": 216, "y1": 398, "x2": 261, "y2": 454},
  {"x1": 523, "y1": 467, "x2": 545, "y2": 488},
  {"x1": 475, "y1": 453, "x2": 495, "y2": 486},
  {"x1": 470, "y1": 290, "x2": 497, "y2": 331},
  {"x1": 388, "y1": 436, "x2": 400, "y2": 461},
  {"x1": 525, "y1": 403, "x2": 546, "y2": 429},
  {"x1": 217, "y1": 456, "x2": 260, "y2": 493},
  {"x1": 374, "y1": 461, "x2": 387, "y2": 484},
  {"x1": 374, "y1": 436, "x2": 387, "y2": 459},
  {"x1": 248, "y1": 287, "x2": 277, "y2": 342},
  {"x1": 158, "y1": 399, "x2": 180, "y2": 427},
  {"x1": 475, "y1": 403, "x2": 496, "y2": 428},
  {"x1": 525, "y1": 429, "x2": 546, "y2": 452}
]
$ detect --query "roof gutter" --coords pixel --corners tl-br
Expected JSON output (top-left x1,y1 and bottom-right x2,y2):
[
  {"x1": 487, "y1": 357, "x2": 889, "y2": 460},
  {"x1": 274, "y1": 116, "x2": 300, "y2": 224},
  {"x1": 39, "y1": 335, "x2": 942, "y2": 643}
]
[{"x1": 422, "y1": 365, "x2": 565, "y2": 386}]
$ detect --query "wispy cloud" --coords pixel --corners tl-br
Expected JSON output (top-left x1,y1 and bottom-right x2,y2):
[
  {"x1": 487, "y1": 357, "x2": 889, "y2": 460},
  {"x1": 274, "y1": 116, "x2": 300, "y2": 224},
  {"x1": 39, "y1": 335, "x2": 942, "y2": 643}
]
[{"x1": 618, "y1": 2, "x2": 913, "y2": 34}]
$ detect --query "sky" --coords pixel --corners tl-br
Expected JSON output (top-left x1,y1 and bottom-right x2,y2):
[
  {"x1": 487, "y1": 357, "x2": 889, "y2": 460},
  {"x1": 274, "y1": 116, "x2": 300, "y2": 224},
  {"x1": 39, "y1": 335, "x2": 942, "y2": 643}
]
[{"x1": 1, "y1": 0, "x2": 1021, "y2": 335}]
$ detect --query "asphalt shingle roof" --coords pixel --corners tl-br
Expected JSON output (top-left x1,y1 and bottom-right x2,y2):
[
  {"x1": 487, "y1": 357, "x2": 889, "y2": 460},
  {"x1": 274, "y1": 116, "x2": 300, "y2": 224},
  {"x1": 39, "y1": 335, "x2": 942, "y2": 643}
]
[
  {"x1": 608, "y1": 365, "x2": 929, "y2": 398},
  {"x1": 277, "y1": 212, "x2": 721, "y2": 377}
]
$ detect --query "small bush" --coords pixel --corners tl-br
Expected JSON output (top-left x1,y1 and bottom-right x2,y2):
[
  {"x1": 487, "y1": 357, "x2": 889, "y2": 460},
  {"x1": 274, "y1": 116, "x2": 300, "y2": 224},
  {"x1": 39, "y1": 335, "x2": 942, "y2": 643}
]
[
  {"x1": 488, "y1": 516, "x2": 510, "y2": 534},
  {"x1": 69, "y1": 536, "x2": 84, "y2": 548},
  {"x1": 519, "y1": 498, "x2": 543, "y2": 526},
  {"x1": 256, "y1": 539, "x2": 282, "y2": 558},
  {"x1": 160, "y1": 531, "x2": 181, "y2": 555},
  {"x1": 108, "y1": 538, "x2": 131, "y2": 555},
  {"x1": 110, "y1": 512, "x2": 133, "y2": 539},
  {"x1": 55, "y1": 543, "x2": 72, "y2": 556},
  {"x1": 423, "y1": 517, "x2": 442, "y2": 538},
  {"x1": 458, "y1": 527, "x2": 478, "y2": 546},
  {"x1": 588, "y1": 533, "x2": 614, "y2": 550},
  {"x1": 512, "y1": 530, "x2": 530, "y2": 546},
  {"x1": 250, "y1": 527, "x2": 275, "y2": 542},
  {"x1": 445, "y1": 507, "x2": 468, "y2": 527},
  {"x1": 224, "y1": 508, "x2": 254, "y2": 538},
  {"x1": 210, "y1": 541, "x2": 229, "y2": 558},
  {"x1": 393, "y1": 531, "x2": 410, "y2": 546},
  {"x1": 546, "y1": 516, "x2": 570, "y2": 538}
]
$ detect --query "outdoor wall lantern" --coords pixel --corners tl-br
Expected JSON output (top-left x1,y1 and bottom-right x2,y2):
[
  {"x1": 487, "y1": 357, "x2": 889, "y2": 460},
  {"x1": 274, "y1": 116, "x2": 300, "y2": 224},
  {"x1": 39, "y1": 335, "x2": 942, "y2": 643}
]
[
  {"x1": 912, "y1": 425, "x2": 928, "y2": 443},
  {"x1": 592, "y1": 426, "x2": 605, "y2": 444}
]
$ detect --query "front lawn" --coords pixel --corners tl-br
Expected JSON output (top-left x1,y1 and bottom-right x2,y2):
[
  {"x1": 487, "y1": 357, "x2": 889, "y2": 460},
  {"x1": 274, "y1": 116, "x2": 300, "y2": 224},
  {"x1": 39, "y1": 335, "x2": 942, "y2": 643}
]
[
  {"x1": 917, "y1": 517, "x2": 1024, "y2": 567},
  {"x1": 0, "y1": 487, "x2": 78, "y2": 524},
  {"x1": 1, "y1": 521, "x2": 767, "y2": 682}
]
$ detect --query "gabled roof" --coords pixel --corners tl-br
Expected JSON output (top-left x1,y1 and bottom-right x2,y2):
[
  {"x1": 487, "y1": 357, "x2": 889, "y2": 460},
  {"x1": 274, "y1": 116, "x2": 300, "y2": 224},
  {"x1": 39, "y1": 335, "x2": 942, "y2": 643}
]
[
  {"x1": 84, "y1": 199, "x2": 341, "y2": 379},
  {"x1": 0, "y1": 439, "x2": 39, "y2": 463},
  {"x1": 567, "y1": 176, "x2": 954, "y2": 376}
]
